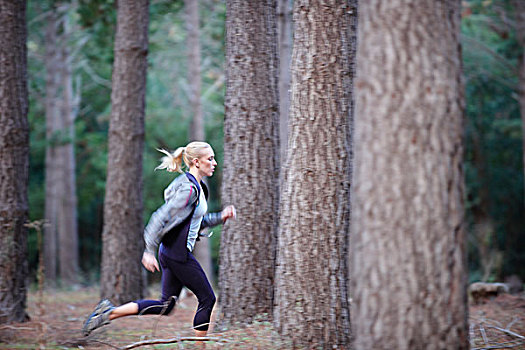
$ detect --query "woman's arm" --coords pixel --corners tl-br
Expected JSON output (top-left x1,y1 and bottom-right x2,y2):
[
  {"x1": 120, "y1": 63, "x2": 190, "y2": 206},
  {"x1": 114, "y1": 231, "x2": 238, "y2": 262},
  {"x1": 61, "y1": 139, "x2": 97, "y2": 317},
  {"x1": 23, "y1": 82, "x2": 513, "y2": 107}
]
[
  {"x1": 144, "y1": 184, "x2": 197, "y2": 255},
  {"x1": 200, "y1": 205, "x2": 236, "y2": 233}
]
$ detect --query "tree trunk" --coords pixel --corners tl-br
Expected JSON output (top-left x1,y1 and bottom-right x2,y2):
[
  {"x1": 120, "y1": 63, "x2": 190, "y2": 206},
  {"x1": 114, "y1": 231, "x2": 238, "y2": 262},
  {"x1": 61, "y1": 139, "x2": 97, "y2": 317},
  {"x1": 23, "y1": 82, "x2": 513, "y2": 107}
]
[
  {"x1": 350, "y1": 1, "x2": 468, "y2": 349},
  {"x1": 0, "y1": 0, "x2": 30, "y2": 324},
  {"x1": 470, "y1": 101, "x2": 496, "y2": 281},
  {"x1": 273, "y1": 1, "x2": 355, "y2": 347},
  {"x1": 185, "y1": 0, "x2": 204, "y2": 142},
  {"x1": 220, "y1": 0, "x2": 280, "y2": 324},
  {"x1": 44, "y1": 11, "x2": 61, "y2": 285},
  {"x1": 101, "y1": 0, "x2": 149, "y2": 304},
  {"x1": 57, "y1": 12, "x2": 79, "y2": 284},
  {"x1": 184, "y1": 0, "x2": 214, "y2": 286},
  {"x1": 277, "y1": 0, "x2": 292, "y2": 165},
  {"x1": 44, "y1": 6, "x2": 80, "y2": 286},
  {"x1": 513, "y1": 0, "x2": 525, "y2": 208}
]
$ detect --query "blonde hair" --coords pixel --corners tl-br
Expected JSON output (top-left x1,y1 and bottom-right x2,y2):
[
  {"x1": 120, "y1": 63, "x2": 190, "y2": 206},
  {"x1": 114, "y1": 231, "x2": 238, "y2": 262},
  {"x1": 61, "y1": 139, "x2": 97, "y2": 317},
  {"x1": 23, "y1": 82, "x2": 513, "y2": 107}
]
[{"x1": 155, "y1": 141, "x2": 212, "y2": 173}]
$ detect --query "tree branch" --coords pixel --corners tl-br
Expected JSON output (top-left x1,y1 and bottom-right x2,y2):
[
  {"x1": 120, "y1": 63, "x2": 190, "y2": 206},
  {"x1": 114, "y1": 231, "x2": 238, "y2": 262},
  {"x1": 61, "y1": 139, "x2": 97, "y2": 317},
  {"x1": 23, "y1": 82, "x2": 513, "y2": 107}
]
[
  {"x1": 119, "y1": 336, "x2": 225, "y2": 350},
  {"x1": 462, "y1": 35, "x2": 518, "y2": 75},
  {"x1": 486, "y1": 325, "x2": 525, "y2": 340}
]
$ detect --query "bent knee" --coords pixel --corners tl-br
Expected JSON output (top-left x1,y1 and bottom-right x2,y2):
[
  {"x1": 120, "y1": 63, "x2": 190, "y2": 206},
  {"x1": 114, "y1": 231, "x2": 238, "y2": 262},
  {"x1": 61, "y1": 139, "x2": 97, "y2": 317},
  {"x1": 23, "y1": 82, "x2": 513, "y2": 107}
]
[
  {"x1": 199, "y1": 293, "x2": 216, "y2": 309},
  {"x1": 160, "y1": 296, "x2": 177, "y2": 315}
]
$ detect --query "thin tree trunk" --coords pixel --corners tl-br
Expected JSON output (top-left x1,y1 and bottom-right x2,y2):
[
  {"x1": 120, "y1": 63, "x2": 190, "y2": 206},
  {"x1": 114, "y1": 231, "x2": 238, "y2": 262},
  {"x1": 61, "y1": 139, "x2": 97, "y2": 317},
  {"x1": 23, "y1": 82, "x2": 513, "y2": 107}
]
[
  {"x1": 0, "y1": 0, "x2": 30, "y2": 323},
  {"x1": 44, "y1": 11, "x2": 61, "y2": 285},
  {"x1": 351, "y1": 1, "x2": 468, "y2": 349},
  {"x1": 43, "y1": 6, "x2": 80, "y2": 286},
  {"x1": 101, "y1": 0, "x2": 149, "y2": 303},
  {"x1": 220, "y1": 0, "x2": 280, "y2": 325},
  {"x1": 513, "y1": 0, "x2": 525, "y2": 207},
  {"x1": 186, "y1": 0, "x2": 204, "y2": 142},
  {"x1": 57, "y1": 12, "x2": 79, "y2": 284},
  {"x1": 273, "y1": 1, "x2": 355, "y2": 347},
  {"x1": 277, "y1": 0, "x2": 292, "y2": 166},
  {"x1": 470, "y1": 101, "x2": 495, "y2": 281},
  {"x1": 184, "y1": 0, "x2": 214, "y2": 286}
]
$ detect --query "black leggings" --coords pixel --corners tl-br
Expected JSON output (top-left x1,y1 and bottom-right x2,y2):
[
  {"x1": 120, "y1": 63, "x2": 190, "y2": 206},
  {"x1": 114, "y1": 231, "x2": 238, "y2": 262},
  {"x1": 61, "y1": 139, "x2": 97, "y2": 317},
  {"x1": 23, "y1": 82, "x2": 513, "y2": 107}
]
[{"x1": 135, "y1": 251, "x2": 216, "y2": 331}]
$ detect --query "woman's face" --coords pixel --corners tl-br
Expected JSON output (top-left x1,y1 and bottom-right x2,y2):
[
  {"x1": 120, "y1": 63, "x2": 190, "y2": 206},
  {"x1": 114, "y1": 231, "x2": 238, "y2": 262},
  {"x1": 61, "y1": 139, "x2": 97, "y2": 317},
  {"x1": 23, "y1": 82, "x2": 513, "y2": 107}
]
[{"x1": 195, "y1": 148, "x2": 217, "y2": 177}]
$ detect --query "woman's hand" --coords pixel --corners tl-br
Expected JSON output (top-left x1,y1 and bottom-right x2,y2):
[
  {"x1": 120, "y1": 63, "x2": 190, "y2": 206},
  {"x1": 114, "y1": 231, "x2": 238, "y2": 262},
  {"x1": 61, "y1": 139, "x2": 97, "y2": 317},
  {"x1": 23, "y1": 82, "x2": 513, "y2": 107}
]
[
  {"x1": 142, "y1": 252, "x2": 160, "y2": 273},
  {"x1": 221, "y1": 205, "x2": 236, "y2": 222}
]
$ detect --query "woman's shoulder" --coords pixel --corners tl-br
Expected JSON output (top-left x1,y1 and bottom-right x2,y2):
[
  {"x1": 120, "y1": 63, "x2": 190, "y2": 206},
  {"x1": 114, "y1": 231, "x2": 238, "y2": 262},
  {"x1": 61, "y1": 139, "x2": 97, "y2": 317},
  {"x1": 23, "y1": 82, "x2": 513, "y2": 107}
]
[{"x1": 164, "y1": 173, "x2": 198, "y2": 202}]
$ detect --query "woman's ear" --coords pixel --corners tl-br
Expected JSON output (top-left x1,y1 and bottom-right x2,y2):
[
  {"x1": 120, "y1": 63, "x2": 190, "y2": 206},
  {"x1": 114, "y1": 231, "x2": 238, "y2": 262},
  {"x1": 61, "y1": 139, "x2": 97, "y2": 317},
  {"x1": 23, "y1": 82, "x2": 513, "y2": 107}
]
[{"x1": 194, "y1": 158, "x2": 200, "y2": 168}]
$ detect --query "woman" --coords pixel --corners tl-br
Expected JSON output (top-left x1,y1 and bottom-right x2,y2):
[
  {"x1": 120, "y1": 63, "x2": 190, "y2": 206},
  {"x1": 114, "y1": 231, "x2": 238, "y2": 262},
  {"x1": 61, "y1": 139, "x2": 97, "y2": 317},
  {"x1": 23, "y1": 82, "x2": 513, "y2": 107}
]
[{"x1": 83, "y1": 141, "x2": 236, "y2": 337}]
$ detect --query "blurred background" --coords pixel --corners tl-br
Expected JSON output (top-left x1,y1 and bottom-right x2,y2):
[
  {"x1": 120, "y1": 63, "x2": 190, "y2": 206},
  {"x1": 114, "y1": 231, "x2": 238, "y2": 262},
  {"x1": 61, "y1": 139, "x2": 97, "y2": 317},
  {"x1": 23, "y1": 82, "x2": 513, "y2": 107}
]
[{"x1": 24, "y1": 0, "x2": 523, "y2": 287}]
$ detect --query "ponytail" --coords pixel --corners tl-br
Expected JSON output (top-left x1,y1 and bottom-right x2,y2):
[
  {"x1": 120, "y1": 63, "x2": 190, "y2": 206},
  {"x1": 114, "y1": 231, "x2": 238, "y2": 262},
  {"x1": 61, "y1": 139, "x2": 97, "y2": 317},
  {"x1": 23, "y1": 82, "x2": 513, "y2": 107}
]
[
  {"x1": 155, "y1": 147, "x2": 185, "y2": 173},
  {"x1": 154, "y1": 141, "x2": 212, "y2": 173}
]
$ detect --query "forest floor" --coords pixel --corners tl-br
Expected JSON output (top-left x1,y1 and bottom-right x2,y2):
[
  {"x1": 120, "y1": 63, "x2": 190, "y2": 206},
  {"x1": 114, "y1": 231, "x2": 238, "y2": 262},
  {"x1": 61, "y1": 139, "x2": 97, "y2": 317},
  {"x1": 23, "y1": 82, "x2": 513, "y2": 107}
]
[{"x1": 0, "y1": 286, "x2": 523, "y2": 349}]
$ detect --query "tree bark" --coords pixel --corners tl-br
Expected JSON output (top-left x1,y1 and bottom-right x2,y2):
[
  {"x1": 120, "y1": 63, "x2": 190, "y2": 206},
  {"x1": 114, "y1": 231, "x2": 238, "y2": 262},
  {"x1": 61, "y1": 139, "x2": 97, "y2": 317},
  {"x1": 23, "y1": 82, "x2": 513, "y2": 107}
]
[
  {"x1": 44, "y1": 6, "x2": 80, "y2": 286},
  {"x1": 57, "y1": 12, "x2": 79, "y2": 284},
  {"x1": 185, "y1": 0, "x2": 204, "y2": 142},
  {"x1": 0, "y1": 0, "x2": 30, "y2": 323},
  {"x1": 277, "y1": 0, "x2": 292, "y2": 166},
  {"x1": 44, "y1": 11, "x2": 61, "y2": 284},
  {"x1": 513, "y1": 0, "x2": 525, "y2": 208},
  {"x1": 101, "y1": 0, "x2": 149, "y2": 303},
  {"x1": 220, "y1": 0, "x2": 280, "y2": 324},
  {"x1": 350, "y1": 1, "x2": 468, "y2": 349},
  {"x1": 273, "y1": 1, "x2": 355, "y2": 347},
  {"x1": 184, "y1": 0, "x2": 214, "y2": 286}
]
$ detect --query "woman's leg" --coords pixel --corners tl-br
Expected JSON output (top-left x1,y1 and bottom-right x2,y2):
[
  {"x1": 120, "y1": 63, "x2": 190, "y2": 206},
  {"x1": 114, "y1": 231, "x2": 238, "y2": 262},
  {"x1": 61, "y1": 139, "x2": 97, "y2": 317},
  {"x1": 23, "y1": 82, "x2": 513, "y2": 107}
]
[
  {"x1": 83, "y1": 299, "x2": 114, "y2": 335},
  {"x1": 134, "y1": 253, "x2": 182, "y2": 316},
  {"x1": 83, "y1": 254, "x2": 181, "y2": 336},
  {"x1": 83, "y1": 301, "x2": 142, "y2": 335},
  {"x1": 108, "y1": 302, "x2": 138, "y2": 320},
  {"x1": 171, "y1": 252, "x2": 216, "y2": 336}
]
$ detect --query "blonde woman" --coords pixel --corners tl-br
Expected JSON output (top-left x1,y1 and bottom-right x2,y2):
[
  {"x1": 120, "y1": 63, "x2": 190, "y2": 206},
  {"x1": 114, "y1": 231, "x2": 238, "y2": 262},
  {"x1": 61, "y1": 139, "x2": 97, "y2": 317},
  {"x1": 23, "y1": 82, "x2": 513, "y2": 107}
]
[{"x1": 83, "y1": 141, "x2": 236, "y2": 337}]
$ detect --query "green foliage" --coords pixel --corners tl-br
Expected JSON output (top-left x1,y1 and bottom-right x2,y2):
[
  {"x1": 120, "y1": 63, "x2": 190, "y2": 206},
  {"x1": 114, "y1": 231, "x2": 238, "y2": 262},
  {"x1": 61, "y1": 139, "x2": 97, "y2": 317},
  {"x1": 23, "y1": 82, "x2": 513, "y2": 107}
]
[
  {"x1": 25, "y1": 0, "x2": 524, "y2": 283},
  {"x1": 462, "y1": 0, "x2": 524, "y2": 281},
  {"x1": 26, "y1": 0, "x2": 226, "y2": 281}
]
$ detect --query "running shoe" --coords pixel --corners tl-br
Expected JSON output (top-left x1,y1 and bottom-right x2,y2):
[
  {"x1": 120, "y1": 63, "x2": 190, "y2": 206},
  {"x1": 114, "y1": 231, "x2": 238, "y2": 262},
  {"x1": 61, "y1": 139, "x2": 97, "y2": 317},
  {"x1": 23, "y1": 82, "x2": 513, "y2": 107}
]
[{"x1": 82, "y1": 299, "x2": 115, "y2": 336}]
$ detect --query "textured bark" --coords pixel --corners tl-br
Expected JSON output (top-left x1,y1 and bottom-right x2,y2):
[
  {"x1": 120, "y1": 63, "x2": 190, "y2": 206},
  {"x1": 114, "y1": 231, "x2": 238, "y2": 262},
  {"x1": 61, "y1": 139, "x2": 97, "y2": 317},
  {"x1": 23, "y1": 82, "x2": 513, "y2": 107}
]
[
  {"x1": 350, "y1": 1, "x2": 467, "y2": 349},
  {"x1": 220, "y1": 0, "x2": 280, "y2": 324},
  {"x1": 185, "y1": 0, "x2": 204, "y2": 142},
  {"x1": 184, "y1": 0, "x2": 214, "y2": 286},
  {"x1": 57, "y1": 13, "x2": 79, "y2": 284},
  {"x1": 273, "y1": 1, "x2": 355, "y2": 347},
  {"x1": 101, "y1": 0, "x2": 149, "y2": 303},
  {"x1": 44, "y1": 12, "x2": 60, "y2": 284},
  {"x1": 44, "y1": 7, "x2": 79, "y2": 285},
  {"x1": 277, "y1": 0, "x2": 292, "y2": 165},
  {"x1": 0, "y1": 0, "x2": 29, "y2": 323}
]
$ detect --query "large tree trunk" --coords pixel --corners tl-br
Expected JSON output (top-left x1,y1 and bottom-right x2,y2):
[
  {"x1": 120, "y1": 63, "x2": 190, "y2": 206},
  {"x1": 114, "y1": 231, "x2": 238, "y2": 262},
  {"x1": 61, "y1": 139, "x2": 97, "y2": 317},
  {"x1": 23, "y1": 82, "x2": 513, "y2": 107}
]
[
  {"x1": 277, "y1": 0, "x2": 292, "y2": 165},
  {"x1": 101, "y1": 0, "x2": 149, "y2": 303},
  {"x1": 220, "y1": 0, "x2": 280, "y2": 325},
  {"x1": 184, "y1": 0, "x2": 214, "y2": 286},
  {"x1": 44, "y1": 7, "x2": 80, "y2": 286},
  {"x1": 273, "y1": 1, "x2": 355, "y2": 347},
  {"x1": 350, "y1": 1, "x2": 468, "y2": 349},
  {"x1": 0, "y1": 0, "x2": 30, "y2": 324}
]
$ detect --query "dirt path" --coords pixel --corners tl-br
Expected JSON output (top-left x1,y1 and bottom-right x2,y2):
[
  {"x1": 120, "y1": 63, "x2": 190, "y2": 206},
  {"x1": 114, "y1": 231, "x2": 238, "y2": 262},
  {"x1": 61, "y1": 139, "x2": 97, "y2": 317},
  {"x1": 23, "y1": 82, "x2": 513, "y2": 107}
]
[
  {"x1": 1, "y1": 287, "x2": 206, "y2": 349},
  {"x1": 0, "y1": 286, "x2": 286, "y2": 349},
  {"x1": 0, "y1": 287, "x2": 523, "y2": 349}
]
